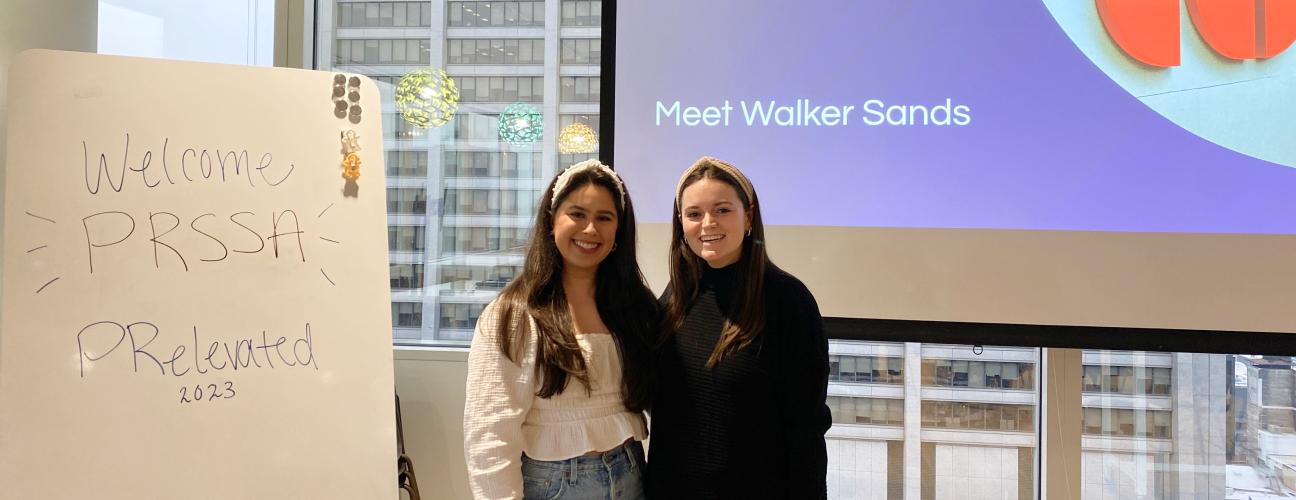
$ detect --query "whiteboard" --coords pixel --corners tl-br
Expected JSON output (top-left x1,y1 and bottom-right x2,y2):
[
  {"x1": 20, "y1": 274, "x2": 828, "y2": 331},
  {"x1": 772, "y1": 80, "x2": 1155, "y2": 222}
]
[{"x1": 0, "y1": 50, "x2": 396, "y2": 499}]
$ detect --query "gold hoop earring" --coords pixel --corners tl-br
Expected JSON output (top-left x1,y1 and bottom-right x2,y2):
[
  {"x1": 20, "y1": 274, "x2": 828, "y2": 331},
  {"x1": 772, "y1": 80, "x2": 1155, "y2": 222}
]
[
  {"x1": 746, "y1": 227, "x2": 752, "y2": 236},
  {"x1": 611, "y1": 243, "x2": 618, "y2": 251}
]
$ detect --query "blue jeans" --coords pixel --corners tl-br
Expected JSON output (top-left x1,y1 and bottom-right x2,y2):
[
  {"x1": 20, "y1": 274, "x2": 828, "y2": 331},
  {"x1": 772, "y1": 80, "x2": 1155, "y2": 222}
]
[{"x1": 520, "y1": 440, "x2": 646, "y2": 500}]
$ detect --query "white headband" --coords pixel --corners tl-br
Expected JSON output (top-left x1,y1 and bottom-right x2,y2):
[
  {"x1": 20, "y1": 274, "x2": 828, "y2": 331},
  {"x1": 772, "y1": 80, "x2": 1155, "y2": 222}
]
[{"x1": 550, "y1": 159, "x2": 626, "y2": 210}]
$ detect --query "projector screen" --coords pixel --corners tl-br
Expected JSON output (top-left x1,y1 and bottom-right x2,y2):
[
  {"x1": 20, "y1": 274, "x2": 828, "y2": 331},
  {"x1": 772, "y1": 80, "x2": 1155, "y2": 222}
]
[{"x1": 614, "y1": 0, "x2": 1296, "y2": 334}]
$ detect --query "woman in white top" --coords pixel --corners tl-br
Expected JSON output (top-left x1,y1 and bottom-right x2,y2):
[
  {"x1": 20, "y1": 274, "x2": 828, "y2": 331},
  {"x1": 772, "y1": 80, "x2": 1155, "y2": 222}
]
[{"x1": 464, "y1": 160, "x2": 657, "y2": 500}]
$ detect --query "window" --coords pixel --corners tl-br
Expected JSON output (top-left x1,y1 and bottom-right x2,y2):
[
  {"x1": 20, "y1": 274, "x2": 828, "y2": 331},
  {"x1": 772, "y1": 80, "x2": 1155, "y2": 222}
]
[
  {"x1": 442, "y1": 227, "x2": 531, "y2": 254},
  {"x1": 559, "y1": 114, "x2": 600, "y2": 134},
  {"x1": 448, "y1": 113, "x2": 503, "y2": 141},
  {"x1": 387, "y1": 150, "x2": 429, "y2": 177},
  {"x1": 447, "y1": 39, "x2": 544, "y2": 64},
  {"x1": 384, "y1": 113, "x2": 427, "y2": 139},
  {"x1": 335, "y1": 39, "x2": 430, "y2": 65},
  {"x1": 829, "y1": 355, "x2": 903, "y2": 384},
  {"x1": 390, "y1": 264, "x2": 424, "y2": 290},
  {"x1": 561, "y1": 0, "x2": 602, "y2": 26},
  {"x1": 337, "y1": 2, "x2": 432, "y2": 27},
  {"x1": 440, "y1": 303, "x2": 485, "y2": 329},
  {"x1": 388, "y1": 226, "x2": 425, "y2": 252},
  {"x1": 557, "y1": 153, "x2": 599, "y2": 170},
  {"x1": 457, "y1": 76, "x2": 544, "y2": 102},
  {"x1": 1080, "y1": 408, "x2": 1173, "y2": 438},
  {"x1": 391, "y1": 302, "x2": 422, "y2": 327},
  {"x1": 827, "y1": 397, "x2": 904, "y2": 426},
  {"x1": 448, "y1": 1, "x2": 545, "y2": 27},
  {"x1": 444, "y1": 151, "x2": 543, "y2": 179},
  {"x1": 560, "y1": 38, "x2": 601, "y2": 64},
  {"x1": 387, "y1": 188, "x2": 428, "y2": 214},
  {"x1": 321, "y1": 0, "x2": 596, "y2": 345},
  {"x1": 1081, "y1": 365, "x2": 1172, "y2": 395},
  {"x1": 921, "y1": 359, "x2": 1035, "y2": 389},
  {"x1": 560, "y1": 76, "x2": 600, "y2": 102},
  {"x1": 438, "y1": 265, "x2": 523, "y2": 292},
  {"x1": 920, "y1": 401, "x2": 1035, "y2": 432},
  {"x1": 442, "y1": 190, "x2": 540, "y2": 216}
]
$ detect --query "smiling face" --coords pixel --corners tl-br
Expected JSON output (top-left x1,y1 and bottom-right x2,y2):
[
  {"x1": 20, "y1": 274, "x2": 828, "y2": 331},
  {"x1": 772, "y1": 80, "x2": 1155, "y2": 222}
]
[
  {"x1": 551, "y1": 183, "x2": 620, "y2": 274},
  {"x1": 680, "y1": 178, "x2": 750, "y2": 268}
]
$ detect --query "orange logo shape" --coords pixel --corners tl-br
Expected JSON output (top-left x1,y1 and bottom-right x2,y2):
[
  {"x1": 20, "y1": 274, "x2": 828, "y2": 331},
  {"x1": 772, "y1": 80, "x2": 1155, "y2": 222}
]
[
  {"x1": 1096, "y1": 0, "x2": 1180, "y2": 66},
  {"x1": 1097, "y1": 0, "x2": 1296, "y2": 66}
]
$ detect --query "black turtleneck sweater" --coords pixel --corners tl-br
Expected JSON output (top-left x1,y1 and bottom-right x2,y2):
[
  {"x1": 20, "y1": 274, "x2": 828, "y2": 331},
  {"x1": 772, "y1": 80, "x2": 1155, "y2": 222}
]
[{"x1": 647, "y1": 262, "x2": 831, "y2": 500}]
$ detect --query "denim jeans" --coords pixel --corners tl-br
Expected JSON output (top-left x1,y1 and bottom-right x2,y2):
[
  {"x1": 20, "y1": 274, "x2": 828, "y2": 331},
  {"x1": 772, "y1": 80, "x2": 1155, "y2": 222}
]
[{"x1": 520, "y1": 440, "x2": 646, "y2": 500}]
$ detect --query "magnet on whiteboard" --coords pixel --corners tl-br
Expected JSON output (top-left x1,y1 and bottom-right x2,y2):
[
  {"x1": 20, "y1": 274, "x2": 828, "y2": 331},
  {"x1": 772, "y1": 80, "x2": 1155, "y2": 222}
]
[
  {"x1": 341, "y1": 130, "x2": 362, "y2": 154},
  {"x1": 342, "y1": 153, "x2": 362, "y2": 180},
  {"x1": 333, "y1": 84, "x2": 345, "y2": 98},
  {"x1": 349, "y1": 103, "x2": 363, "y2": 117},
  {"x1": 334, "y1": 73, "x2": 346, "y2": 85},
  {"x1": 348, "y1": 89, "x2": 360, "y2": 102}
]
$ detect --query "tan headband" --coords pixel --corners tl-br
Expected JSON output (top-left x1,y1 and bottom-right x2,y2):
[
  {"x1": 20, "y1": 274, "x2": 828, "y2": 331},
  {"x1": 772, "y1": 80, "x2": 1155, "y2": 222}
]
[{"x1": 675, "y1": 156, "x2": 756, "y2": 211}]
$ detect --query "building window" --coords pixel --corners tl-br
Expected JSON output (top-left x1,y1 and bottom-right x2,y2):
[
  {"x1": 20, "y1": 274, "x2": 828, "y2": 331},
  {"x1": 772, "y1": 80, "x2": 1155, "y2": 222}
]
[
  {"x1": 456, "y1": 76, "x2": 544, "y2": 103},
  {"x1": 560, "y1": 38, "x2": 601, "y2": 64},
  {"x1": 1081, "y1": 408, "x2": 1173, "y2": 438},
  {"x1": 441, "y1": 303, "x2": 485, "y2": 328},
  {"x1": 448, "y1": 39, "x2": 544, "y2": 64},
  {"x1": 388, "y1": 225, "x2": 426, "y2": 252},
  {"x1": 827, "y1": 397, "x2": 904, "y2": 426},
  {"x1": 448, "y1": 1, "x2": 545, "y2": 27},
  {"x1": 921, "y1": 359, "x2": 1035, "y2": 390},
  {"x1": 829, "y1": 355, "x2": 903, "y2": 384},
  {"x1": 439, "y1": 265, "x2": 523, "y2": 291},
  {"x1": 560, "y1": 76, "x2": 600, "y2": 102},
  {"x1": 920, "y1": 401, "x2": 1035, "y2": 432},
  {"x1": 561, "y1": 0, "x2": 602, "y2": 26},
  {"x1": 337, "y1": 2, "x2": 432, "y2": 27},
  {"x1": 383, "y1": 113, "x2": 427, "y2": 140},
  {"x1": 390, "y1": 264, "x2": 425, "y2": 290},
  {"x1": 387, "y1": 188, "x2": 428, "y2": 214},
  {"x1": 392, "y1": 302, "x2": 423, "y2": 327},
  {"x1": 560, "y1": 114, "x2": 600, "y2": 134},
  {"x1": 1081, "y1": 365, "x2": 1172, "y2": 395},
  {"x1": 448, "y1": 113, "x2": 502, "y2": 141},
  {"x1": 441, "y1": 226, "x2": 531, "y2": 253},
  {"x1": 557, "y1": 153, "x2": 598, "y2": 169},
  {"x1": 335, "y1": 39, "x2": 430, "y2": 65},
  {"x1": 445, "y1": 151, "x2": 543, "y2": 179},
  {"x1": 443, "y1": 189, "x2": 540, "y2": 216},
  {"x1": 387, "y1": 150, "x2": 429, "y2": 177}
]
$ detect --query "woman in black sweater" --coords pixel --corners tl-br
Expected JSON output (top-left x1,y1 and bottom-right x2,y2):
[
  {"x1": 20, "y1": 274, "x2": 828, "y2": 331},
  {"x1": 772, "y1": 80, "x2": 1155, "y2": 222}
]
[{"x1": 648, "y1": 157, "x2": 832, "y2": 500}]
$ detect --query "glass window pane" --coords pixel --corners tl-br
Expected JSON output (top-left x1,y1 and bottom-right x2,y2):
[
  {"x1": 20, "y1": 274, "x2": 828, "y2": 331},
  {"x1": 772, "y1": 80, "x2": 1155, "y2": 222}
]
[
  {"x1": 562, "y1": 1, "x2": 575, "y2": 25},
  {"x1": 393, "y1": 3, "x2": 407, "y2": 26}
]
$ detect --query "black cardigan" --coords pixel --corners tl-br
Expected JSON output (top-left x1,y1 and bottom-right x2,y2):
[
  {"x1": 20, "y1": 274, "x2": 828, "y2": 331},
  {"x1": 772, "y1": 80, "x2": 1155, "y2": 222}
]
[{"x1": 647, "y1": 262, "x2": 831, "y2": 500}]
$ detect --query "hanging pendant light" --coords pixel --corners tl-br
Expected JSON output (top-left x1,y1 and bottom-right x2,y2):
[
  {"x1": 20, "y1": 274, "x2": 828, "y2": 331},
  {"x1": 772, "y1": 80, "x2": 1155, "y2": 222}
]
[
  {"x1": 498, "y1": 102, "x2": 543, "y2": 146},
  {"x1": 395, "y1": 68, "x2": 459, "y2": 129},
  {"x1": 557, "y1": 123, "x2": 597, "y2": 154}
]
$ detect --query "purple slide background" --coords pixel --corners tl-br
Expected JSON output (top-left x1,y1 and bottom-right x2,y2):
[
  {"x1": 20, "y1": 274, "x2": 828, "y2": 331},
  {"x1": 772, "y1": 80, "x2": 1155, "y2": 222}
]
[{"x1": 613, "y1": 0, "x2": 1296, "y2": 233}]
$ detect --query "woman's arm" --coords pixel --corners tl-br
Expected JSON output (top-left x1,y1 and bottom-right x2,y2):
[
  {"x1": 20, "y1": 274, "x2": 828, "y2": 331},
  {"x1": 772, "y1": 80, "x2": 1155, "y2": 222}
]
[
  {"x1": 463, "y1": 304, "x2": 537, "y2": 500},
  {"x1": 774, "y1": 280, "x2": 832, "y2": 500}
]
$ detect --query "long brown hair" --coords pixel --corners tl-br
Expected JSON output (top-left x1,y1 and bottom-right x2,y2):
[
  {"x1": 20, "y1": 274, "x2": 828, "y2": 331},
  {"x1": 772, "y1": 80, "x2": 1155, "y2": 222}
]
[
  {"x1": 661, "y1": 157, "x2": 774, "y2": 368},
  {"x1": 493, "y1": 161, "x2": 657, "y2": 412}
]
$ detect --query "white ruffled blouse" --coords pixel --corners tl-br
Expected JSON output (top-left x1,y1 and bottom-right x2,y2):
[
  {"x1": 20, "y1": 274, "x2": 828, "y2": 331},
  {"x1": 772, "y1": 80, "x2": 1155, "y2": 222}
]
[{"x1": 463, "y1": 302, "x2": 648, "y2": 500}]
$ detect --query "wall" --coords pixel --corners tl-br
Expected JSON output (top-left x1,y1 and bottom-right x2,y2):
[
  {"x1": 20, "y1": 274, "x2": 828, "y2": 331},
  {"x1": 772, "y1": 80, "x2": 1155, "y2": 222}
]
[{"x1": 395, "y1": 348, "x2": 472, "y2": 500}]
